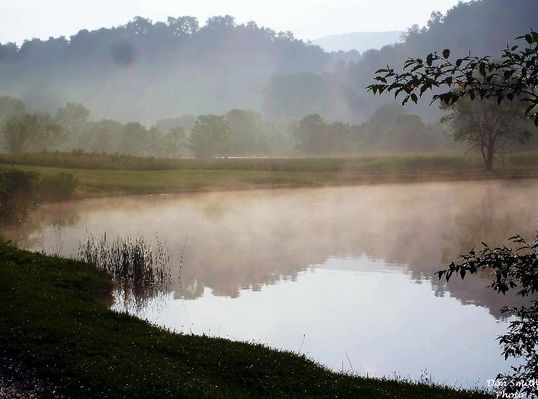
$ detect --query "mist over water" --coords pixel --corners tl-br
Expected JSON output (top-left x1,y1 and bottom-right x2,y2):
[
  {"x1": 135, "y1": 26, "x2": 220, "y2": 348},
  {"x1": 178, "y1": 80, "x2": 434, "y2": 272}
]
[{"x1": 7, "y1": 179, "x2": 538, "y2": 387}]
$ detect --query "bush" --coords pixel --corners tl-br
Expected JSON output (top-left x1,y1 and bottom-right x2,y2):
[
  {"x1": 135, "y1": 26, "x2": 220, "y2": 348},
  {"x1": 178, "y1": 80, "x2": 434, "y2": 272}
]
[
  {"x1": 0, "y1": 168, "x2": 39, "y2": 223},
  {"x1": 0, "y1": 169, "x2": 78, "y2": 224},
  {"x1": 38, "y1": 172, "x2": 78, "y2": 202}
]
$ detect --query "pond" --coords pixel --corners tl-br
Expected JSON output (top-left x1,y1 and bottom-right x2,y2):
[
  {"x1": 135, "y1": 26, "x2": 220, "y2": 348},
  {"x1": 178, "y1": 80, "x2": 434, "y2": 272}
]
[{"x1": 6, "y1": 179, "x2": 538, "y2": 388}]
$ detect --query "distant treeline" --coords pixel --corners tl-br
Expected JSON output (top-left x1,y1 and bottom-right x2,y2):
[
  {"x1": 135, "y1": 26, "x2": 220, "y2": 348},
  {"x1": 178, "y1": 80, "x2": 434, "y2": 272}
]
[
  {"x1": 0, "y1": 0, "x2": 536, "y2": 123},
  {"x1": 0, "y1": 96, "x2": 462, "y2": 158}
]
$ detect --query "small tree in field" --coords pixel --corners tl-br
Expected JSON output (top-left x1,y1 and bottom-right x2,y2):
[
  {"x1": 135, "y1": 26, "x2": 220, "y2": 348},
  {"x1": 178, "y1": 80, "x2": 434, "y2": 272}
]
[
  {"x1": 440, "y1": 98, "x2": 532, "y2": 169},
  {"x1": 368, "y1": 31, "x2": 538, "y2": 169}
]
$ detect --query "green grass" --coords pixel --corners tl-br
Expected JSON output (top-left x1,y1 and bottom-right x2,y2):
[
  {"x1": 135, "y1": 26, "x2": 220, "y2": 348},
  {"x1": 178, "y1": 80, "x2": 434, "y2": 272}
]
[
  {"x1": 0, "y1": 243, "x2": 490, "y2": 398},
  {"x1": 1, "y1": 152, "x2": 538, "y2": 197}
]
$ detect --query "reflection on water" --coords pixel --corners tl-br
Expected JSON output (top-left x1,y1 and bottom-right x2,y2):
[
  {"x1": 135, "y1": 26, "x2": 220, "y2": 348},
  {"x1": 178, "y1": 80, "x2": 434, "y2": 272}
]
[{"x1": 5, "y1": 179, "x2": 538, "y2": 387}]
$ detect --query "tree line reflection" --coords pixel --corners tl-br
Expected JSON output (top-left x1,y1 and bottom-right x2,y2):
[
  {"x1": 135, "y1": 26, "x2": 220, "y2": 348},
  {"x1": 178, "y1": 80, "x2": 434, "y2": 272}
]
[{"x1": 3, "y1": 180, "x2": 537, "y2": 317}]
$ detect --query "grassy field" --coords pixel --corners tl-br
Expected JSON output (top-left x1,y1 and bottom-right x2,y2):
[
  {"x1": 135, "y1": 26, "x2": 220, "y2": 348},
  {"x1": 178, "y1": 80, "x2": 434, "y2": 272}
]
[
  {"x1": 1, "y1": 152, "x2": 538, "y2": 197},
  {"x1": 0, "y1": 242, "x2": 491, "y2": 398}
]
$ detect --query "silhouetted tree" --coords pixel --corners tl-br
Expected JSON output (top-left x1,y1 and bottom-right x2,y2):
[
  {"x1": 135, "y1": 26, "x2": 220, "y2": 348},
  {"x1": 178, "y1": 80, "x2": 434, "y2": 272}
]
[{"x1": 441, "y1": 99, "x2": 532, "y2": 169}]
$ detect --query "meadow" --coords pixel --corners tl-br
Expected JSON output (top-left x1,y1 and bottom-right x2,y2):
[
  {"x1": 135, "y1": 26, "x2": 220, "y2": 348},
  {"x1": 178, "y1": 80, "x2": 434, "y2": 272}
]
[{"x1": 1, "y1": 151, "x2": 538, "y2": 197}]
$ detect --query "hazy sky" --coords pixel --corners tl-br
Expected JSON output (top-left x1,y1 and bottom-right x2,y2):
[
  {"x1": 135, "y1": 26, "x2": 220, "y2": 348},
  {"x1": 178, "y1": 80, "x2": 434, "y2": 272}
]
[{"x1": 0, "y1": 0, "x2": 465, "y2": 44}]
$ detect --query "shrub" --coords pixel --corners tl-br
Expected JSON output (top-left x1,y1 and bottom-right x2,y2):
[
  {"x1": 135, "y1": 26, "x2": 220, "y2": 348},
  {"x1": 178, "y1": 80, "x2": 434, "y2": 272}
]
[
  {"x1": 38, "y1": 172, "x2": 78, "y2": 202},
  {"x1": 0, "y1": 168, "x2": 39, "y2": 223}
]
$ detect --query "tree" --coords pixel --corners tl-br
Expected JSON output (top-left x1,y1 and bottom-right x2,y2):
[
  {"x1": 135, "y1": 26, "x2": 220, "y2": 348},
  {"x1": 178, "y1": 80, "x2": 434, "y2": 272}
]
[
  {"x1": 189, "y1": 115, "x2": 230, "y2": 159},
  {"x1": 292, "y1": 114, "x2": 355, "y2": 155},
  {"x1": 89, "y1": 119, "x2": 123, "y2": 153},
  {"x1": 167, "y1": 16, "x2": 199, "y2": 37},
  {"x1": 369, "y1": 32, "x2": 538, "y2": 167},
  {"x1": 147, "y1": 126, "x2": 164, "y2": 157},
  {"x1": 441, "y1": 98, "x2": 531, "y2": 169},
  {"x1": 3, "y1": 114, "x2": 37, "y2": 153},
  {"x1": 225, "y1": 109, "x2": 265, "y2": 155},
  {"x1": 2, "y1": 113, "x2": 63, "y2": 153},
  {"x1": 119, "y1": 122, "x2": 149, "y2": 156},
  {"x1": 155, "y1": 116, "x2": 195, "y2": 134},
  {"x1": 293, "y1": 114, "x2": 328, "y2": 155},
  {"x1": 162, "y1": 126, "x2": 187, "y2": 157},
  {"x1": 358, "y1": 104, "x2": 407, "y2": 150},
  {"x1": 0, "y1": 169, "x2": 39, "y2": 224},
  {"x1": 55, "y1": 103, "x2": 90, "y2": 149},
  {"x1": 384, "y1": 114, "x2": 433, "y2": 152},
  {"x1": 0, "y1": 96, "x2": 26, "y2": 123},
  {"x1": 30, "y1": 113, "x2": 66, "y2": 151},
  {"x1": 0, "y1": 97, "x2": 27, "y2": 151}
]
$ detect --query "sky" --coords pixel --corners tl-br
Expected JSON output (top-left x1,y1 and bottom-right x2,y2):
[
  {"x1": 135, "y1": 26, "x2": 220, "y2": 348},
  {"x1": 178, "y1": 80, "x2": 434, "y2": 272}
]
[{"x1": 0, "y1": 0, "x2": 465, "y2": 44}]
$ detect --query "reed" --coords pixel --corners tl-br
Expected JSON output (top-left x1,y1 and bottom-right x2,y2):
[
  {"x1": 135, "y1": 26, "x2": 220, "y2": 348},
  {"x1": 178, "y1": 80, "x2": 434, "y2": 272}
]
[{"x1": 77, "y1": 233, "x2": 171, "y2": 309}]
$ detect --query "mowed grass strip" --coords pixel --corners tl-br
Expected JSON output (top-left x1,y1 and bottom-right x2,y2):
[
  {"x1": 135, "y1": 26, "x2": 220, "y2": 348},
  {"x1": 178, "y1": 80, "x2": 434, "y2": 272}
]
[{"x1": 1, "y1": 152, "x2": 538, "y2": 197}]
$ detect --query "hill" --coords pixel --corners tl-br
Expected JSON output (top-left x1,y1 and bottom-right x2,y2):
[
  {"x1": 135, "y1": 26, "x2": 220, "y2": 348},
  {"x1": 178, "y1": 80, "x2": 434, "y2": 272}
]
[
  {"x1": 0, "y1": 0, "x2": 537, "y2": 124},
  {"x1": 0, "y1": 16, "x2": 328, "y2": 123},
  {"x1": 313, "y1": 31, "x2": 402, "y2": 52}
]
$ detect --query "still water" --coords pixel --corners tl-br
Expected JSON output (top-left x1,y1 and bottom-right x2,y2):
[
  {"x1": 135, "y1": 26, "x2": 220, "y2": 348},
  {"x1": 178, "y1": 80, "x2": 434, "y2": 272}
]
[{"x1": 9, "y1": 179, "x2": 538, "y2": 388}]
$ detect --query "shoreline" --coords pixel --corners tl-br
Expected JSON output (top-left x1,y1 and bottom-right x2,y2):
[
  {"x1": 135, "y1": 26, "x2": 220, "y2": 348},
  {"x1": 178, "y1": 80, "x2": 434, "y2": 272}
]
[
  {"x1": 2, "y1": 160, "x2": 538, "y2": 202},
  {"x1": 0, "y1": 243, "x2": 491, "y2": 398}
]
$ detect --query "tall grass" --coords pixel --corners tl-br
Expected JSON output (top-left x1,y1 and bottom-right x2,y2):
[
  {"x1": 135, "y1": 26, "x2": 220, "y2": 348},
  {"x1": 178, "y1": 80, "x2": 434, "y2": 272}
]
[
  {"x1": 77, "y1": 233, "x2": 171, "y2": 310},
  {"x1": 1, "y1": 150, "x2": 527, "y2": 171}
]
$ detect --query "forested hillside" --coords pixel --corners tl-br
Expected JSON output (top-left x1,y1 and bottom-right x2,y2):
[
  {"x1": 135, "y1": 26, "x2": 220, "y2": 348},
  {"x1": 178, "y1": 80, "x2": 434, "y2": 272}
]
[
  {"x1": 0, "y1": 0, "x2": 536, "y2": 124},
  {"x1": 0, "y1": 16, "x2": 328, "y2": 123}
]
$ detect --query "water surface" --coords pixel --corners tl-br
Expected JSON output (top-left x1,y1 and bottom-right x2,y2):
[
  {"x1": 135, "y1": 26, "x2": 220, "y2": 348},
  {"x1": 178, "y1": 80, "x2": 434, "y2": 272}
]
[{"x1": 9, "y1": 179, "x2": 538, "y2": 387}]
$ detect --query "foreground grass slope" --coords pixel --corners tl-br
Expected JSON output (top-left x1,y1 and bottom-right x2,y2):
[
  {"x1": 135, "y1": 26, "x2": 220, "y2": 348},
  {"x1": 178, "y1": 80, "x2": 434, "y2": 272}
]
[
  {"x1": 1, "y1": 152, "x2": 538, "y2": 197},
  {"x1": 0, "y1": 243, "x2": 490, "y2": 398}
]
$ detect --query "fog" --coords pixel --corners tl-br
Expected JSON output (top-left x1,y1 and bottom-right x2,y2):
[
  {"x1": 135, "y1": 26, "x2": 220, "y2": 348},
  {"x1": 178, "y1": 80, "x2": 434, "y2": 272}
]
[
  {"x1": 0, "y1": 0, "x2": 536, "y2": 126},
  {"x1": 8, "y1": 179, "x2": 537, "y2": 317}
]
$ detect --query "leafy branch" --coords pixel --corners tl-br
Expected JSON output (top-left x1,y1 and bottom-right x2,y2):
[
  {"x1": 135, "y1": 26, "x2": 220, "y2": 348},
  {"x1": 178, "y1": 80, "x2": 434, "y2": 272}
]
[
  {"x1": 368, "y1": 31, "x2": 538, "y2": 126},
  {"x1": 437, "y1": 233, "x2": 538, "y2": 397}
]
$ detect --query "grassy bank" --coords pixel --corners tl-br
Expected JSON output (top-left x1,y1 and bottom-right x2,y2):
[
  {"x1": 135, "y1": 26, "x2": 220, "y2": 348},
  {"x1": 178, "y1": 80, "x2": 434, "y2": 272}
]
[
  {"x1": 1, "y1": 152, "x2": 538, "y2": 197},
  {"x1": 0, "y1": 243, "x2": 489, "y2": 398}
]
